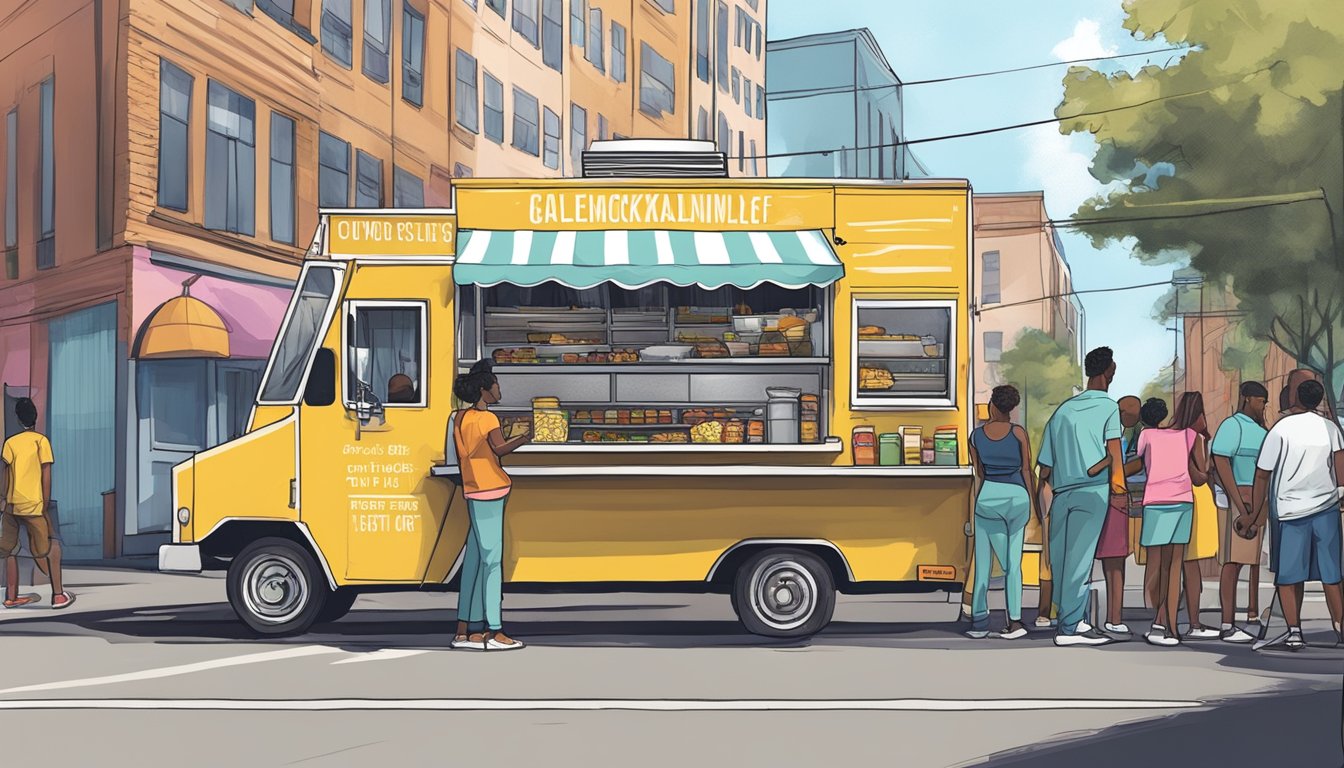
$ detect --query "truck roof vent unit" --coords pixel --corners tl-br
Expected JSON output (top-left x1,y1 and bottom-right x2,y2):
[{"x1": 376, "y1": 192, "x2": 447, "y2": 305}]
[{"x1": 581, "y1": 139, "x2": 729, "y2": 178}]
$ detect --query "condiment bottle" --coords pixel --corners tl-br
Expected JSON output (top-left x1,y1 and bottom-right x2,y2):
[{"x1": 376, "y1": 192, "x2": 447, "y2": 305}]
[{"x1": 852, "y1": 426, "x2": 877, "y2": 466}]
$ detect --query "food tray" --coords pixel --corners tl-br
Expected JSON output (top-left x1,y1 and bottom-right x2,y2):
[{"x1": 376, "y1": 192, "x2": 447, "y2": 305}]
[
  {"x1": 640, "y1": 344, "x2": 695, "y2": 361},
  {"x1": 857, "y1": 340, "x2": 929, "y2": 358}
]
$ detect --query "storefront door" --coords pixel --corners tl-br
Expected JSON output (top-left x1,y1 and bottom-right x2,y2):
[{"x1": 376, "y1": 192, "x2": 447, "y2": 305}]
[{"x1": 47, "y1": 303, "x2": 117, "y2": 560}]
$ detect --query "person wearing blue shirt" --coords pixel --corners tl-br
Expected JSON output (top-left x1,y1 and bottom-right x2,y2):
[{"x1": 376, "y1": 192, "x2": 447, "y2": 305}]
[
  {"x1": 1211, "y1": 381, "x2": 1269, "y2": 644},
  {"x1": 1037, "y1": 346, "x2": 1124, "y2": 647}
]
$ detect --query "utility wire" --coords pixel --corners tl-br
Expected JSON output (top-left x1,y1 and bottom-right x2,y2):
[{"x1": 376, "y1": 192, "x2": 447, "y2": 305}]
[
  {"x1": 977, "y1": 280, "x2": 1174, "y2": 314},
  {"x1": 974, "y1": 192, "x2": 1328, "y2": 232},
  {"x1": 764, "y1": 45, "x2": 1192, "y2": 103}
]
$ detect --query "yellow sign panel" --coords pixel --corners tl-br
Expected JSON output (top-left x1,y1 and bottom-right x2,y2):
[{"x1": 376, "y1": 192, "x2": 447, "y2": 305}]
[
  {"x1": 457, "y1": 186, "x2": 835, "y2": 231},
  {"x1": 327, "y1": 214, "x2": 457, "y2": 257}
]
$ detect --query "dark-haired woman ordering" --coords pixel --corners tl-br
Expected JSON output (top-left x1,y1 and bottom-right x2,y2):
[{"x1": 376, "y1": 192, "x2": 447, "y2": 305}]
[
  {"x1": 966, "y1": 385, "x2": 1038, "y2": 640},
  {"x1": 451, "y1": 360, "x2": 530, "y2": 651}
]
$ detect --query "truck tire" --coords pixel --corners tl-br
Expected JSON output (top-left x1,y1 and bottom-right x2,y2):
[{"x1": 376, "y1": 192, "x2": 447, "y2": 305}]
[
  {"x1": 226, "y1": 538, "x2": 327, "y2": 636},
  {"x1": 317, "y1": 588, "x2": 359, "y2": 624},
  {"x1": 732, "y1": 548, "x2": 836, "y2": 639}
]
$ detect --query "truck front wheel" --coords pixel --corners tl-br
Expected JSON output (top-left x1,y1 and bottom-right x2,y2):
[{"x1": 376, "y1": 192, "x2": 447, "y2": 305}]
[
  {"x1": 227, "y1": 538, "x2": 327, "y2": 636},
  {"x1": 732, "y1": 549, "x2": 836, "y2": 639}
]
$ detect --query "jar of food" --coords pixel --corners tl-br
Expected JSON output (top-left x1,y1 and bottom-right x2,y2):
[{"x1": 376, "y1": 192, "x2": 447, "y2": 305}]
[
  {"x1": 852, "y1": 426, "x2": 877, "y2": 466},
  {"x1": 879, "y1": 433, "x2": 902, "y2": 466},
  {"x1": 800, "y1": 422, "x2": 818, "y2": 443},
  {"x1": 747, "y1": 419, "x2": 766, "y2": 443},
  {"x1": 921, "y1": 436, "x2": 936, "y2": 466},
  {"x1": 723, "y1": 419, "x2": 745, "y2": 444},
  {"x1": 766, "y1": 387, "x2": 802, "y2": 444},
  {"x1": 531, "y1": 397, "x2": 569, "y2": 443}
]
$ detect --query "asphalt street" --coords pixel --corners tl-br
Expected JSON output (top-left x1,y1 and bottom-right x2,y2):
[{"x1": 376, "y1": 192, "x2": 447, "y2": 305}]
[{"x1": 0, "y1": 567, "x2": 1339, "y2": 767}]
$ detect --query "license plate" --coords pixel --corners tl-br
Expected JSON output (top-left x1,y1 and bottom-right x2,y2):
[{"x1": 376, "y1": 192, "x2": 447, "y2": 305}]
[{"x1": 918, "y1": 565, "x2": 957, "y2": 581}]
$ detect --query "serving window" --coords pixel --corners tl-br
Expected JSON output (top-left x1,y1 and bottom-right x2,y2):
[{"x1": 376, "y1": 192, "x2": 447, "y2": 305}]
[
  {"x1": 343, "y1": 300, "x2": 427, "y2": 407},
  {"x1": 852, "y1": 299, "x2": 955, "y2": 408}
]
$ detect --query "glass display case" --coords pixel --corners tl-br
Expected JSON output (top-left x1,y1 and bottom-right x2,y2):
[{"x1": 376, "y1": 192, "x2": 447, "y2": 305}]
[{"x1": 851, "y1": 299, "x2": 955, "y2": 408}]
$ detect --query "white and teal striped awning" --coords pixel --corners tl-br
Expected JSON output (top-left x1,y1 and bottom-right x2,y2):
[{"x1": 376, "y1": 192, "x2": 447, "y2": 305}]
[{"x1": 453, "y1": 229, "x2": 844, "y2": 289}]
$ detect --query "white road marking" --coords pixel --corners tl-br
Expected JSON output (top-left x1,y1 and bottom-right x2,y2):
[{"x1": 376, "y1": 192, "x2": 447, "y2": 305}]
[
  {"x1": 331, "y1": 649, "x2": 430, "y2": 665},
  {"x1": 0, "y1": 646, "x2": 342, "y2": 695},
  {"x1": 0, "y1": 698, "x2": 1205, "y2": 712}
]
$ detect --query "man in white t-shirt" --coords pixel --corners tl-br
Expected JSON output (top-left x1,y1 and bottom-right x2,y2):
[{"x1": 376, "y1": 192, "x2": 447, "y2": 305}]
[{"x1": 1249, "y1": 379, "x2": 1344, "y2": 649}]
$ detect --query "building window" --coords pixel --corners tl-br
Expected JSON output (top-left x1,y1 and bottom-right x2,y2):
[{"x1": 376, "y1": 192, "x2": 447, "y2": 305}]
[
  {"x1": 695, "y1": 0, "x2": 710, "y2": 83},
  {"x1": 982, "y1": 251, "x2": 1001, "y2": 304},
  {"x1": 570, "y1": 0, "x2": 584, "y2": 46},
  {"x1": 402, "y1": 5, "x2": 425, "y2": 106},
  {"x1": 749, "y1": 139, "x2": 757, "y2": 176},
  {"x1": 715, "y1": 1, "x2": 728, "y2": 92},
  {"x1": 157, "y1": 60, "x2": 192, "y2": 212},
  {"x1": 4, "y1": 110, "x2": 15, "y2": 254},
  {"x1": 734, "y1": 7, "x2": 742, "y2": 47},
  {"x1": 638, "y1": 42, "x2": 675, "y2": 119},
  {"x1": 483, "y1": 72, "x2": 504, "y2": 144},
  {"x1": 486, "y1": 0, "x2": 505, "y2": 18},
  {"x1": 585, "y1": 7, "x2": 604, "y2": 73},
  {"x1": 697, "y1": 107, "x2": 709, "y2": 140},
  {"x1": 737, "y1": 130, "x2": 744, "y2": 172},
  {"x1": 394, "y1": 166, "x2": 424, "y2": 207},
  {"x1": 610, "y1": 22, "x2": 626, "y2": 83},
  {"x1": 203, "y1": 81, "x2": 255, "y2": 236},
  {"x1": 257, "y1": 0, "x2": 301, "y2": 29},
  {"x1": 363, "y1": 0, "x2": 391, "y2": 83},
  {"x1": 542, "y1": 0, "x2": 563, "y2": 72},
  {"x1": 513, "y1": 0, "x2": 540, "y2": 46},
  {"x1": 512, "y1": 87, "x2": 540, "y2": 156},
  {"x1": 464, "y1": 0, "x2": 476, "y2": 8},
  {"x1": 731, "y1": 66, "x2": 740, "y2": 103},
  {"x1": 321, "y1": 0, "x2": 353, "y2": 67},
  {"x1": 570, "y1": 102, "x2": 587, "y2": 174},
  {"x1": 36, "y1": 77, "x2": 55, "y2": 270},
  {"x1": 755, "y1": 23, "x2": 762, "y2": 59},
  {"x1": 453, "y1": 162, "x2": 473, "y2": 178},
  {"x1": 455, "y1": 50, "x2": 479, "y2": 133},
  {"x1": 743, "y1": 79, "x2": 752, "y2": 118},
  {"x1": 984, "y1": 331, "x2": 1003, "y2": 363},
  {"x1": 597, "y1": 113, "x2": 607, "y2": 141},
  {"x1": 543, "y1": 107, "x2": 561, "y2": 170},
  {"x1": 269, "y1": 113, "x2": 295, "y2": 244},
  {"x1": 756, "y1": 86, "x2": 765, "y2": 120},
  {"x1": 318, "y1": 131, "x2": 351, "y2": 207},
  {"x1": 355, "y1": 150, "x2": 383, "y2": 207},
  {"x1": 716, "y1": 110, "x2": 728, "y2": 155}
]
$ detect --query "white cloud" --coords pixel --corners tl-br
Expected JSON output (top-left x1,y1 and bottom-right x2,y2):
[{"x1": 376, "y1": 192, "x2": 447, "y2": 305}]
[
  {"x1": 1022, "y1": 123, "x2": 1109, "y2": 216},
  {"x1": 1052, "y1": 18, "x2": 1118, "y2": 62}
]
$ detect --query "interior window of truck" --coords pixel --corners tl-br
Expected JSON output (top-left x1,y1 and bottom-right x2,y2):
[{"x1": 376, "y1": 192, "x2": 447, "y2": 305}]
[
  {"x1": 853, "y1": 299, "x2": 954, "y2": 407},
  {"x1": 258, "y1": 265, "x2": 339, "y2": 403},
  {"x1": 346, "y1": 302, "x2": 426, "y2": 407}
]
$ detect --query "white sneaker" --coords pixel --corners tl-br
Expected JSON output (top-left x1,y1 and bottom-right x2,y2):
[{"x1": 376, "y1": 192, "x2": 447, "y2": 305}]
[
  {"x1": 1076, "y1": 621, "x2": 1093, "y2": 634},
  {"x1": 1054, "y1": 631, "x2": 1113, "y2": 647},
  {"x1": 1185, "y1": 626, "x2": 1220, "y2": 640},
  {"x1": 1146, "y1": 630, "x2": 1180, "y2": 647},
  {"x1": 451, "y1": 635, "x2": 486, "y2": 650},
  {"x1": 1220, "y1": 627, "x2": 1255, "y2": 644},
  {"x1": 485, "y1": 635, "x2": 525, "y2": 651},
  {"x1": 965, "y1": 629, "x2": 991, "y2": 639},
  {"x1": 1103, "y1": 622, "x2": 1131, "y2": 635},
  {"x1": 1034, "y1": 616, "x2": 1057, "y2": 629},
  {"x1": 999, "y1": 626, "x2": 1029, "y2": 640}
]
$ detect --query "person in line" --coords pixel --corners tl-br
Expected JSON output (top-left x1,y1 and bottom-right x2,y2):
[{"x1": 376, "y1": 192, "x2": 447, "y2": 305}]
[
  {"x1": 1120, "y1": 395, "x2": 1208, "y2": 646},
  {"x1": 0, "y1": 398, "x2": 73, "y2": 609},
  {"x1": 966, "y1": 385, "x2": 1037, "y2": 640},
  {"x1": 450, "y1": 360, "x2": 530, "y2": 651},
  {"x1": 1247, "y1": 379, "x2": 1344, "y2": 650},
  {"x1": 1094, "y1": 395, "x2": 1141, "y2": 636},
  {"x1": 1212, "y1": 381, "x2": 1269, "y2": 644},
  {"x1": 1036, "y1": 346, "x2": 1124, "y2": 647},
  {"x1": 1176, "y1": 392, "x2": 1219, "y2": 640},
  {"x1": 386, "y1": 373, "x2": 418, "y2": 404}
]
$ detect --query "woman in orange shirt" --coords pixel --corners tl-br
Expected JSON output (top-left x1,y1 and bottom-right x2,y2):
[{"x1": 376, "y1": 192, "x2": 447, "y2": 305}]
[{"x1": 451, "y1": 360, "x2": 530, "y2": 651}]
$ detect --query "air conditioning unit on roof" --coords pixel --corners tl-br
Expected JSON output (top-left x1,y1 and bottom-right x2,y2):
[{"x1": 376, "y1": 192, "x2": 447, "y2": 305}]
[{"x1": 581, "y1": 139, "x2": 729, "y2": 179}]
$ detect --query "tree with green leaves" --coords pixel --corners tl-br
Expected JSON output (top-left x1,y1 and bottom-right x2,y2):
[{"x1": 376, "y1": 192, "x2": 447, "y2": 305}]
[
  {"x1": 999, "y1": 329, "x2": 1083, "y2": 455},
  {"x1": 1141, "y1": 359, "x2": 1186, "y2": 406},
  {"x1": 1057, "y1": 1, "x2": 1344, "y2": 408}
]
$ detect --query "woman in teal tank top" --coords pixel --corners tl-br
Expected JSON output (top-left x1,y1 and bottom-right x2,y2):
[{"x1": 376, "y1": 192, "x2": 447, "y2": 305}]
[{"x1": 966, "y1": 385, "x2": 1039, "y2": 639}]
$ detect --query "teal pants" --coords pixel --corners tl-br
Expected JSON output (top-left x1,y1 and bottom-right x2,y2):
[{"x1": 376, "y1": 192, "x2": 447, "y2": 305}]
[
  {"x1": 457, "y1": 495, "x2": 508, "y2": 631},
  {"x1": 1048, "y1": 485, "x2": 1109, "y2": 634},
  {"x1": 971, "y1": 481, "x2": 1031, "y2": 628}
]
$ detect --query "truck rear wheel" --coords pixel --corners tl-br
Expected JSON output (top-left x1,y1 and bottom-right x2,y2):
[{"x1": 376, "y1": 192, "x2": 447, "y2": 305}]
[
  {"x1": 226, "y1": 538, "x2": 327, "y2": 636},
  {"x1": 732, "y1": 549, "x2": 835, "y2": 639}
]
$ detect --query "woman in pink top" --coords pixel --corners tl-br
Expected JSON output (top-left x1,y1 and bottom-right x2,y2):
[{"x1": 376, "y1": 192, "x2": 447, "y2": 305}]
[{"x1": 1124, "y1": 394, "x2": 1210, "y2": 646}]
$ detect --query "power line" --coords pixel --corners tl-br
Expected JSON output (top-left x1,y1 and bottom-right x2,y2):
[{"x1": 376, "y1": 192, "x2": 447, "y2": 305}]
[
  {"x1": 741, "y1": 64, "x2": 1276, "y2": 161},
  {"x1": 977, "y1": 280, "x2": 1174, "y2": 314},
  {"x1": 973, "y1": 192, "x2": 1328, "y2": 232},
  {"x1": 764, "y1": 45, "x2": 1191, "y2": 104}
]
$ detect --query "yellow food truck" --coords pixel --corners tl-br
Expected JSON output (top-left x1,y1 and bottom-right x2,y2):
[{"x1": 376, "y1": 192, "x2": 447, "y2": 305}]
[{"x1": 160, "y1": 156, "x2": 977, "y2": 639}]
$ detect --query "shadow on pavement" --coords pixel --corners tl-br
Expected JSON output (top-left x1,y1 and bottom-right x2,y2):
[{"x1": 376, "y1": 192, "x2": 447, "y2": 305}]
[{"x1": 977, "y1": 687, "x2": 1342, "y2": 768}]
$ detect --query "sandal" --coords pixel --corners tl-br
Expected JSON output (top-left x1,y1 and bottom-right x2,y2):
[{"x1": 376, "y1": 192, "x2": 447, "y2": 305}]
[
  {"x1": 3, "y1": 595, "x2": 40, "y2": 609},
  {"x1": 51, "y1": 592, "x2": 75, "y2": 610},
  {"x1": 451, "y1": 633, "x2": 486, "y2": 650},
  {"x1": 484, "y1": 631, "x2": 525, "y2": 651}
]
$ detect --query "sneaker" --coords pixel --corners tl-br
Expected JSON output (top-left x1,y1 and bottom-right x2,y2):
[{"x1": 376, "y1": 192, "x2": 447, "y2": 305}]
[
  {"x1": 485, "y1": 632, "x2": 525, "y2": 651},
  {"x1": 1103, "y1": 622, "x2": 1132, "y2": 635},
  {"x1": 1185, "y1": 626, "x2": 1220, "y2": 641},
  {"x1": 1146, "y1": 630, "x2": 1180, "y2": 647},
  {"x1": 999, "y1": 626, "x2": 1029, "y2": 640},
  {"x1": 1284, "y1": 630, "x2": 1306, "y2": 650},
  {"x1": 965, "y1": 629, "x2": 991, "y2": 639},
  {"x1": 1220, "y1": 627, "x2": 1255, "y2": 644},
  {"x1": 51, "y1": 592, "x2": 75, "y2": 611},
  {"x1": 1034, "y1": 616, "x2": 1057, "y2": 629},
  {"x1": 1054, "y1": 630, "x2": 1113, "y2": 647},
  {"x1": 451, "y1": 633, "x2": 486, "y2": 650},
  {"x1": 1076, "y1": 621, "x2": 1093, "y2": 634}
]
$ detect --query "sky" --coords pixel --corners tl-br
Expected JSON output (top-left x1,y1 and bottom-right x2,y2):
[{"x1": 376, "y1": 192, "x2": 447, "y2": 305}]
[{"x1": 768, "y1": 0, "x2": 1187, "y2": 397}]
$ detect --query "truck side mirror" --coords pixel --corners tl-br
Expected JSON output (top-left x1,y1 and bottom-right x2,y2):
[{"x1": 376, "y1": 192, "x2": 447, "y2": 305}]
[{"x1": 304, "y1": 348, "x2": 337, "y2": 407}]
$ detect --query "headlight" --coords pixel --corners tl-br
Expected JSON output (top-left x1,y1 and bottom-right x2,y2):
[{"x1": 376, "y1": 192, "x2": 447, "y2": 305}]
[{"x1": 177, "y1": 507, "x2": 191, "y2": 525}]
